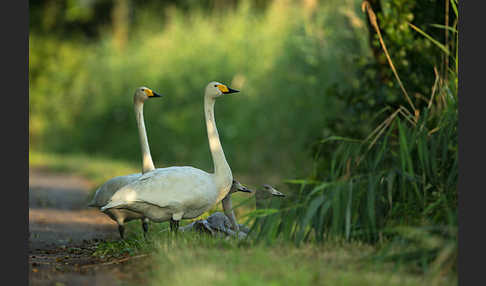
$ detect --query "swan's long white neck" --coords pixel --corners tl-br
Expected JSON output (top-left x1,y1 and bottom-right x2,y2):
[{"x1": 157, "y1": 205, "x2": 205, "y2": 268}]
[
  {"x1": 204, "y1": 95, "x2": 233, "y2": 201},
  {"x1": 134, "y1": 99, "x2": 155, "y2": 174}
]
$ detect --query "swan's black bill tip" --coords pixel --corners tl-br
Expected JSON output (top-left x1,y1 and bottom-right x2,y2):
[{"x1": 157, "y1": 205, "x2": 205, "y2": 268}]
[
  {"x1": 151, "y1": 92, "x2": 163, "y2": 98},
  {"x1": 223, "y1": 88, "x2": 240, "y2": 94}
]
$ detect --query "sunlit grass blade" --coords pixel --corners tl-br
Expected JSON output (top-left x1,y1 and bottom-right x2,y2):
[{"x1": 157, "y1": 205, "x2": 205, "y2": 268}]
[
  {"x1": 450, "y1": 0, "x2": 458, "y2": 17},
  {"x1": 408, "y1": 23, "x2": 450, "y2": 56},
  {"x1": 429, "y1": 24, "x2": 457, "y2": 33}
]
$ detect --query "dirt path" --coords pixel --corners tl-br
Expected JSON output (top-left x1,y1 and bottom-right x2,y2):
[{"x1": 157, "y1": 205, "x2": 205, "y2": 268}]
[{"x1": 29, "y1": 168, "x2": 150, "y2": 286}]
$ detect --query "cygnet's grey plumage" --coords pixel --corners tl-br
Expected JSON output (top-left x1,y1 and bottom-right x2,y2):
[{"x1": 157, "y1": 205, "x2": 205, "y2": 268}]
[
  {"x1": 180, "y1": 179, "x2": 251, "y2": 237},
  {"x1": 181, "y1": 183, "x2": 285, "y2": 239}
]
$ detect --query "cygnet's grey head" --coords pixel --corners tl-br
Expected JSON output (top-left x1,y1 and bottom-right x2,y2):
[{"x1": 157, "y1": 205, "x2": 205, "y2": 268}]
[
  {"x1": 230, "y1": 180, "x2": 253, "y2": 194},
  {"x1": 262, "y1": 184, "x2": 286, "y2": 197},
  {"x1": 255, "y1": 184, "x2": 286, "y2": 209}
]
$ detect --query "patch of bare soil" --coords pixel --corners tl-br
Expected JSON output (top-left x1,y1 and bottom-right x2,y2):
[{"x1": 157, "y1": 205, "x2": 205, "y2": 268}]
[{"x1": 29, "y1": 168, "x2": 150, "y2": 286}]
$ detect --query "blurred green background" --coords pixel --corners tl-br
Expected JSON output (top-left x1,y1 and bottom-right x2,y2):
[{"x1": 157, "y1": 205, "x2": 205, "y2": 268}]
[
  {"x1": 29, "y1": 0, "x2": 451, "y2": 183},
  {"x1": 29, "y1": 0, "x2": 373, "y2": 184}
]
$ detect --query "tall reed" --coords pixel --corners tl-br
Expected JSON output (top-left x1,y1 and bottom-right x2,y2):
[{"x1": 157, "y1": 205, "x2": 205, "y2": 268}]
[{"x1": 249, "y1": 0, "x2": 458, "y2": 276}]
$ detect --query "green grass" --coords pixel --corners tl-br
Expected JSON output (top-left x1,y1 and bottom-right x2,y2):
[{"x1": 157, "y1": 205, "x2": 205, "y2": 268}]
[
  {"x1": 29, "y1": 151, "x2": 456, "y2": 285},
  {"x1": 29, "y1": 149, "x2": 456, "y2": 286},
  {"x1": 92, "y1": 231, "x2": 456, "y2": 286}
]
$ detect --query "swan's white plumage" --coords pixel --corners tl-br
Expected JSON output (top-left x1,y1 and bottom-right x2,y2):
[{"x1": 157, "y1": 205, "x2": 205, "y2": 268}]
[
  {"x1": 88, "y1": 174, "x2": 141, "y2": 208},
  {"x1": 88, "y1": 174, "x2": 146, "y2": 225},
  {"x1": 100, "y1": 82, "x2": 238, "y2": 224},
  {"x1": 101, "y1": 166, "x2": 223, "y2": 221},
  {"x1": 88, "y1": 86, "x2": 163, "y2": 237}
]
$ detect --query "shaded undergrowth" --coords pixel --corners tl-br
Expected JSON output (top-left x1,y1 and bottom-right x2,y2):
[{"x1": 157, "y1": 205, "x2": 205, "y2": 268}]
[{"x1": 248, "y1": 0, "x2": 458, "y2": 279}]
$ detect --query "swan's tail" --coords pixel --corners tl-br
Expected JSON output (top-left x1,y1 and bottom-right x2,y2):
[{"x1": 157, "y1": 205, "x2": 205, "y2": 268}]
[
  {"x1": 87, "y1": 200, "x2": 98, "y2": 208},
  {"x1": 100, "y1": 201, "x2": 123, "y2": 211},
  {"x1": 87, "y1": 187, "x2": 102, "y2": 208}
]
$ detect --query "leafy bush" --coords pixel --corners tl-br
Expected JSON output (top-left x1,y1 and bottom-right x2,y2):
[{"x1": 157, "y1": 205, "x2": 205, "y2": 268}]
[
  {"x1": 249, "y1": 0, "x2": 458, "y2": 276},
  {"x1": 329, "y1": 0, "x2": 458, "y2": 138}
]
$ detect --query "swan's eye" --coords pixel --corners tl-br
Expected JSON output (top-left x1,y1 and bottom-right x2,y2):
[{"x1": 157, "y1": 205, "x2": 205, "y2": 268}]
[
  {"x1": 214, "y1": 85, "x2": 218, "y2": 87},
  {"x1": 141, "y1": 89, "x2": 145, "y2": 91}
]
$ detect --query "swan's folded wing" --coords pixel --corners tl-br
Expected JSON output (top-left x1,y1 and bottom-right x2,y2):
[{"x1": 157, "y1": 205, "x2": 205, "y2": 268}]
[
  {"x1": 89, "y1": 173, "x2": 141, "y2": 207},
  {"x1": 101, "y1": 167, "x2": 215, "y2": 210}
]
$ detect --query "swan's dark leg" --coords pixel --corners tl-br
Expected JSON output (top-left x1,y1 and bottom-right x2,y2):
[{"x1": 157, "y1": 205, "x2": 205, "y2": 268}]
[
  {"x1": 170, "y1": 219, "x2": 179, "y2": 233},
  {"x1": 142, "y1": 218, "x2": 149, "y2": 237},
  {"x1": 118, "y1": 224, "x2": 125, "y2": 239},
  {"x1": 116, "y1": 216, "x2": 126, "y2": 239}
]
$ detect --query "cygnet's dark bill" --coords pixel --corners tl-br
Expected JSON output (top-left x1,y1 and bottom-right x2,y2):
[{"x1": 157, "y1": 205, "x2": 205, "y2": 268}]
[
  {"x1": 271, "y1": 188, "x2": 286, "y2": 197},
  {"x1": 237, "y1": 185, "x2": 253, "y2": 193}
]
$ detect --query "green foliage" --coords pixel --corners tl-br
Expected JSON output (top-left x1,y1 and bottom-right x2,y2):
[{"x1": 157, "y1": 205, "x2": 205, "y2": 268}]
[
  {"x1": 332, "y1": 0, "x2": 457, "y2": 131},
  {"x1": 29, "y1": 0, "x2": 370, "y2": 179},
  {"x1": 376, "y1": 0, "x2": 442, "y2": 95},
  {"x1": 249, "y1": 0, "x2": 458, "y2": 277},
  {"x1": 94, "y1": 230, "x2": 456, "y2": 286},
  {"x1": 250, "y1": 86, "x2": 457, "y2": 276}
]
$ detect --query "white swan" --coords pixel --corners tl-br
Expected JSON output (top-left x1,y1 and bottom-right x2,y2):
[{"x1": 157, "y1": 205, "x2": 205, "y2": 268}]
[
  {"x1": 88, "y1": 86, "x2": 163, "y2": 238},
  {"x1": 101, "y1": 81, "x2": 240, "y2": 231}
]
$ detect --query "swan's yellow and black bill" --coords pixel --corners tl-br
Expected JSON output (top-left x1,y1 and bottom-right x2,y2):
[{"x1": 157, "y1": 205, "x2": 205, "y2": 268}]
[
  {"x1": 217, "y1": 84, "x2": 240, "y2": 94},
  {"x1": 224, "y1": 87, "x2": 239, "y2": 94},
  {"x1": 150, "y1": 92, "x2": 163, "y2": 98},
  {"x1": 144, "y1": 88, "x2": 164, "y2": 98}
]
